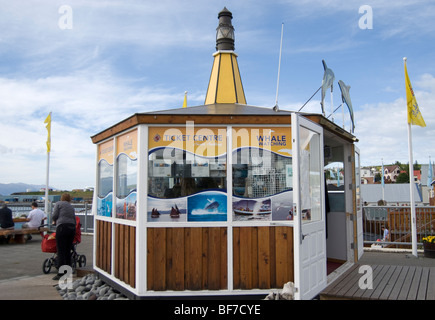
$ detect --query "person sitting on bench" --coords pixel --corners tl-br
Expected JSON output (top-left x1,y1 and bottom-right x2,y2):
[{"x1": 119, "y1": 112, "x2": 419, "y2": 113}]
[
  {"x1": 22, "y1": 201, "x2": 47, "y2": 241},
  {"x1": 0, "y1": 204, "x2": 14, "y2": 230},
  {"x1": 23, "y1": 201, "x2": 47, "y2": 228}
]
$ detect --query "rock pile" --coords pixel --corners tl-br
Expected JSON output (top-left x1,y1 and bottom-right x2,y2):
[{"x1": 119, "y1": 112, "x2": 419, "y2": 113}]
[
  {"x1": 264, "y1": 281, "x2": 295, "y2": 300},
  {"x1": 55, "y1": 273, "x2": 129, "y2": 300}
]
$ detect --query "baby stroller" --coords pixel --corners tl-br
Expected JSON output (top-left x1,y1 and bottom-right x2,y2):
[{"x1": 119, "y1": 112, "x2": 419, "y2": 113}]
[{"x1": 42, "y1": 216, "x2": 87, "y2": 274}]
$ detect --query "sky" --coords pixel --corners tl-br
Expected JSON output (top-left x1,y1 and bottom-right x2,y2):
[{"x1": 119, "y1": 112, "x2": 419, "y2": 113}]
[{"x1": 1, "y1": 0, "x2": 435, "y2": 191}]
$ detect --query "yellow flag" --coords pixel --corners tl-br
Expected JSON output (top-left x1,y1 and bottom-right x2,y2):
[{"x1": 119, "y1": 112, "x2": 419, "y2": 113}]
[
  {"x1": 182, "y1": 91, "x2": 187, "y2": 108},
  {"x1": 405, "y1": 61, "x2": 426, "y2": 127},
  {"x1": 44, "y1": 112, "x2": 51, "y2": 152}
]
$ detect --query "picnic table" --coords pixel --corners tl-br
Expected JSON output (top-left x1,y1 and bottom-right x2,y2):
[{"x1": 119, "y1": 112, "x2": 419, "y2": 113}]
[{"x1": 0, "y1": 218, "x2": 48, "y2": 244}]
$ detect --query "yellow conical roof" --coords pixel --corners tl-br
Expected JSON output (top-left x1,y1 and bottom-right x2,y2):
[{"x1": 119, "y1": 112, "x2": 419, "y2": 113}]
[{"x1": 204, "y1": 8, "x2": 246, "y2": 105}]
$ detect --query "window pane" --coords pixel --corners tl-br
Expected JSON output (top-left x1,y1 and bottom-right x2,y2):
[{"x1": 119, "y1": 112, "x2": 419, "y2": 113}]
[
  {"x1": 148, "y1": 148, "x2": 226, "y2": 198},
  {"x1": 97, "y1": 160, "x2": 113, "y2": 217},
  {"x1": 232, "y1": 149, "x2": 292, "y2": 198},
  {"x1": 115, "y1": 154, "x2": 137, "y2": 220},
  {"x1": 115, "y1": 130, "x2": 138, "y2": 220},
  {"x1": 299, "y1": 126, "x2": 322, "y2": 223},
  {"x1": 231, "y1": 127, "x2": 293, "y2": 222},
  {"x1": 116, "y1": 154, "x2": 137, "y2": 198},
  {"x1": 325, "y1": 161, "x2": 345, "y2": 212}
]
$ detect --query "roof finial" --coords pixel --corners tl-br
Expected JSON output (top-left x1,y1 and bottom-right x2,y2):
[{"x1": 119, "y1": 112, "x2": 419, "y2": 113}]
[{"x1": 216, "y1": 7, "x2": 235, "y2": 51}]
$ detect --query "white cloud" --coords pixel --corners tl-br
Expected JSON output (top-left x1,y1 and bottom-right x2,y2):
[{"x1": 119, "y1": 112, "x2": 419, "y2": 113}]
[
  {"x1": 355, "y1": 73, "x2": 435, "y2": 166},
  {"x1": 0, "y1": 65, "x2": 190, "y2": 189}
]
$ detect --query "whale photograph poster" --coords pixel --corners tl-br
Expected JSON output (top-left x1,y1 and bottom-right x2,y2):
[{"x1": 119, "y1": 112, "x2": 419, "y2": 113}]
[{"x1": 147, "y1": 191, "x2": 227, "y2": 222}]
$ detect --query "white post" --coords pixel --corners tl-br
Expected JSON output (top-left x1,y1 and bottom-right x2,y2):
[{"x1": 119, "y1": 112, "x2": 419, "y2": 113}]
[
  {"x1": 274, "y1": 23, "x2": 284, "y2": 110},
  {"x1": 381, "y1": 158, "x2": 385, "y2": 202},
  {"x1": 407, "y1": 122, "x2": 418, "y2": 257},
  {"x1": 44, "y1": 111, "x2": 51, "y2": 220},
  {"x1": 45, "y1": 151, "x2": 50, "y2": 217}
]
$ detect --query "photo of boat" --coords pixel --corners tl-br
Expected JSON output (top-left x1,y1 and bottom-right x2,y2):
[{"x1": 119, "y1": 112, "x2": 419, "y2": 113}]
[
  {"x1": 151, "y1": 208, "x2": 160, "y2": 218},
  {"x1": 147, "y1": 197, "x2": 187, "y2": 222},
  {"x1": 233, "y1": 198, "x2": 271, "y2": 218},
  {"x1": 170, "y1": 204, "x2": 181, "y2": 218},
  {"x1": 257, "y1": 203, "x2": 271, "y2": 215},
  {"x1": 233, "y1": 203, "x2": 254, "y2": 215}
]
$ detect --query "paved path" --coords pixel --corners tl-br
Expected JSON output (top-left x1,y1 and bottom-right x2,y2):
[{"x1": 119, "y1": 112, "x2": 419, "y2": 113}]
[{"x1": 0, "y1": 233, "x2": 93, "y2": 300}]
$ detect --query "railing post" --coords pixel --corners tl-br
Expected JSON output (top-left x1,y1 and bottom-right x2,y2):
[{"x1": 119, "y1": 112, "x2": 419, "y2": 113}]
[{"x1": 84, "y1": 203, "x2": 88, "y2": 233}]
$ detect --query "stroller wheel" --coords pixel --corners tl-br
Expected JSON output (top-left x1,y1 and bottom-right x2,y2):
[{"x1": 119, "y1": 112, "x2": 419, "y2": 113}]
[
  {"x1": 42, "y1": 258, "x2": 52, "y2": 274},
  {"x1": 78, "y1": 255, "x2": 87, "y2": 267},
  {"x1": 70, "y1": 258, "x2": 76, "y2": 273}
]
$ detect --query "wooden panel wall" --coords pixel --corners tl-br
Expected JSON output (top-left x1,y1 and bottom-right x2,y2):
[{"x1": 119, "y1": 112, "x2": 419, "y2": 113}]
[
  {"x1": 233, "y1": 226, "x2": 294, "y2": 289},
  {"x1": 114, "y1": 223, "x2": 136, "y2": 288},
  {"x1": 96, "y1": 220, "x2": 112, "y2": 274},
  {"x1": 147, "y1": 227, "x2": 227, "y2": 291}
]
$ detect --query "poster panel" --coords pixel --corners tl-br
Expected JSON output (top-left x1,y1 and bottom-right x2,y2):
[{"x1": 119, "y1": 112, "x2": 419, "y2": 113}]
[
  {"x1": 97, "y1": 139, "x2": 114, "y2": 217},
  {"x1": 115, "y1": 130, "x2": 138, "y2": 220},
  {"x1": 148, "y1": 126, "x2": 227, "y2": 222},
  {"x1": 232, "y1": 127, "x2": 293, "y2": 222}
]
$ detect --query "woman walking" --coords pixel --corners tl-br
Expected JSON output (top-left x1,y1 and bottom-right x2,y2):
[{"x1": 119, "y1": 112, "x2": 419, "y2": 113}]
[{"x1": 52, "y1": 193, "x2": 76, "y2": 280}]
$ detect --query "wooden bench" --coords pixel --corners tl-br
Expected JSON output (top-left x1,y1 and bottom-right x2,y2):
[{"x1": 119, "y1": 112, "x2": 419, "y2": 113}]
[{"x1": 0, "y1": 227, "x2": 49, "y2": 244}]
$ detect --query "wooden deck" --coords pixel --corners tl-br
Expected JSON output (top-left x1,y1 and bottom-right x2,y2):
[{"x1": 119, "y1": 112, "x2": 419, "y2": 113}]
[{"x1": 320, "y1": 264, "x2": 435, "y2": 300}]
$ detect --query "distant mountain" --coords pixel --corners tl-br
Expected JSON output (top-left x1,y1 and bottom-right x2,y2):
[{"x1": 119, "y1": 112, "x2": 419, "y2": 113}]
[{"x1": 0, "y1": 183, "x2": 48, "y2": 196}]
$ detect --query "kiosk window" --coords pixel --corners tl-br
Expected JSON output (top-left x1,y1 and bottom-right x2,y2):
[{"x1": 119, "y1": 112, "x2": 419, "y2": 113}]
[
  {"x1": 98, "y1": 160, "x2": 113, "y2": 199},
  {"x1": 232, "y1": 148, "x2": 292, "y2": 198},
  {"x1": 148, "y1": 148, "x2": 226, "y2": 199},
  {"x1": 116, "y1": 154, "x2": 137, "y2": 198},
  {"x1": 325, "y1": 161, "x2": 345, "y2": 212},
  {"x1": 97, "y1": 159, "x2": 113, "y2": 217}
]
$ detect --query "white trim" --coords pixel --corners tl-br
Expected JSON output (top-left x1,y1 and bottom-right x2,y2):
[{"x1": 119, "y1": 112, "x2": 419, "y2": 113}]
[
  {"x1": 92, "y1": 144, "x2": 99, "y2": 271},
  {"x1": 111, "y1": 135, "x2": 116, "y2": 276},
  {"x1": 136, "y1": 124, "x2": 148, "y2": 294},
  {"x1": 291, "y1": 114, "x2": 302, "y2": 299},
  {"x1": 226, "y1": 125, "x2": 233, "y2": 291},
  {"x1": 213, "y1": 50, "x2": 237, "y2": 57}
]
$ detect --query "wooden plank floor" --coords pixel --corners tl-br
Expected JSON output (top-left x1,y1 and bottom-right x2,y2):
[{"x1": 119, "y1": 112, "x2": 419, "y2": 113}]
[{"x1": 320, "y1": 264, "x2": 435, "y2": 300}]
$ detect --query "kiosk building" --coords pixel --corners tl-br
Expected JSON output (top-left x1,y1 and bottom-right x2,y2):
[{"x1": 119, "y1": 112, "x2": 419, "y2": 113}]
[{"x1": 91, "y1": 8, "x2": 362, "y2": 300}]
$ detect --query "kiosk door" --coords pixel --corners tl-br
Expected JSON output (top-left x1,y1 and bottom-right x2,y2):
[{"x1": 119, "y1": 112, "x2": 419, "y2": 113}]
[{"x1": 292, "y1": 114, "x2": 326, "y2": 300}]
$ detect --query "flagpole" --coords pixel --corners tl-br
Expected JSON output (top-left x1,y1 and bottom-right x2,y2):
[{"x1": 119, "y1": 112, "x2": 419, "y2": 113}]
[
  {"x1": 428, "y1": 156, "x2": 432, "y2": 203},
  {"x1": 45, "y1": 148, "x2": 50, "y2": 216},
  {"x1": 44, "y1": 112, "x2": 52, "y2": 220},
  {"x1": 407, "y1": 120, "x2": 418, "y2": 257},
  {"x1": 382, "y1": 159, "x2": 383, "y2": 201},
  {"x1": 404, "y1": 57, "x2": 418, "y2": 257}
]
